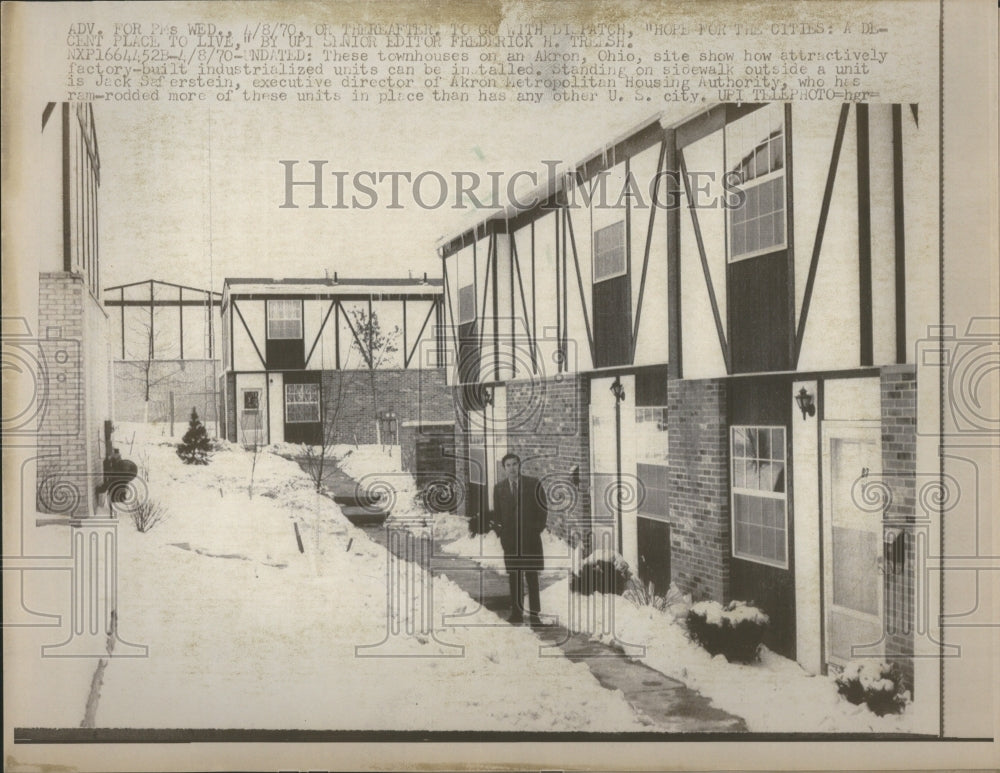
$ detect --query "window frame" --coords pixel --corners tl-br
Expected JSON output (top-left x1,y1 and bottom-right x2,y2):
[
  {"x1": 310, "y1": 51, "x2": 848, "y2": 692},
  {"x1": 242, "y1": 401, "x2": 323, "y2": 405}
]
[
  {"x1": 730, "y1": 424, "x2": 789, "y2": 569},
  {"x1": 284, "y1": 382, "x2": 320, "y2": 424},
  {"x1": 267, "y1": 299, "x2": 303, "y2": 340},
  {"x1": 726, "y1": 107, "x2": 788, "y2": 263},
  {"x1": 592, "y1": 219, "x2": 627, "y2": 283}
]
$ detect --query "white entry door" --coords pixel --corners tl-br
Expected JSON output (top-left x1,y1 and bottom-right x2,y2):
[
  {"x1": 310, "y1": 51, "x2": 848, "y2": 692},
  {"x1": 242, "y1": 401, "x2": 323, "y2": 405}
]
[
  {"x1": 590, "y1": 375, "x2": 637, "y2": 569},
  {"x1": 822, "y1": 421, "x2": 884, "y2": 667},
  {"x1": 240, "y1": 388, "x2": 265, "y2": 448}
]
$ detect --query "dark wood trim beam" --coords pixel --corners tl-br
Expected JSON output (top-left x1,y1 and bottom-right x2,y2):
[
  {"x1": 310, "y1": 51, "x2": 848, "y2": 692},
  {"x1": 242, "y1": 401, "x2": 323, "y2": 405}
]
[
  {"x1": 511, "y1": 236, "x2": 537, "y2": 375},
  {"x1": 405, "y1": 301, "x2": 437, "y2": 368},
  {"x1": 794, "y1": 104, "x2": 851, "y2": 366},
  {"x1": 565, "y1": 207, "x2": 596, "y2": 367},
  {"x1": 679, "y1": 149, "x2": 731, "y2": 375},
  {"x1": 892, "y1": 104, "x2": 907, "y2": 364},
  {"x1": 305, "y1": 300, "x2": 336, "y2": 368},
  {"x1": 233, "y1": 301, "x2": 266, "y2": 368},
  {"x1": 784, "y1": 103, "x2": 797, "y2": 369},
  {"x1": 665, "y1": 129, "x2": 682, "y2": 379},
  {"x1": 630, "y1": 140, "x2": 667, "y2": 364},
  {"x1": 856, "y1": 103, "x2": 873, "y2": 367}
]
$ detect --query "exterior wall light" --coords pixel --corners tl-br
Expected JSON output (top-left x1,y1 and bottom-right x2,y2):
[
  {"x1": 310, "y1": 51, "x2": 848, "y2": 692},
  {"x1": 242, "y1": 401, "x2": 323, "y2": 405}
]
[{"x1": 795, "y1": 387, "x2": 816, "y2": 420}]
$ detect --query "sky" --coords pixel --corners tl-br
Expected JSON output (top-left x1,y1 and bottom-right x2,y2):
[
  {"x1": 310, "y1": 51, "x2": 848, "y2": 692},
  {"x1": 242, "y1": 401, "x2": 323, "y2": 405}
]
[{"x1": 96, "y1": 98, "x2": 672, "y2": 294}]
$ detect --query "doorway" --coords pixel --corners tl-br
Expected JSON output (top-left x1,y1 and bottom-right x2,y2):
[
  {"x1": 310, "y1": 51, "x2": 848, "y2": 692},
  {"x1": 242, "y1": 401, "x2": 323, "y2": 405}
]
[{"x1": 822, "y1": 421, "x2": 884, "y2": 668}]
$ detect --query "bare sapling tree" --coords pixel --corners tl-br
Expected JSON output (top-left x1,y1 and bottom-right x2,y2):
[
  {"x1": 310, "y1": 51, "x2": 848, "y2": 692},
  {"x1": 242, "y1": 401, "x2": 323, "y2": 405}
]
[
  {"x1": 302, "y1": 346, "x2": 358, "y2": 492},
  {"x1": 122, "y1": 309, "x2": 183, "y2": 421},
  {"x1": 348, "y1": 307, "x2": 401, "y2": 446}
]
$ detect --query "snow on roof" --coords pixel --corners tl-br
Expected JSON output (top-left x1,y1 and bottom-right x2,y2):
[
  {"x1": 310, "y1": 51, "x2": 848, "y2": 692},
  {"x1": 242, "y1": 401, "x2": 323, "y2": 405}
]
[{"x1": 223, "y1": 277, "x2": 443, "y2": 297}]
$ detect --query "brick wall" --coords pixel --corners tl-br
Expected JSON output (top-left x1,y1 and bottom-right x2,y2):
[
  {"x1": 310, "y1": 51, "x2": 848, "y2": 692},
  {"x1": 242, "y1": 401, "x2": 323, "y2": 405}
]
[
  {"x1": 881, "y1": 364, "x2": 917, "y2": 693},
  {"x1": 36, "y1": 272, "x2": 109, "y2": 516},
  {"x1": 505, "y1": 374, "x2": 589, "y2": 541},
  {"x1": 666, "y1": 377, "x2": 730, "y2": 602},
  {"x1": 319, "y1": 368, "x2": 453, "y2": 445}
]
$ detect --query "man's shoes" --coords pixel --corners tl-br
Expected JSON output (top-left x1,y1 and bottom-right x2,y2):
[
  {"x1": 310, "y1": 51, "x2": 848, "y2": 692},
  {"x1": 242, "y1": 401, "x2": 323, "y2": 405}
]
[
  {"x1": 506, "y1": 612, "x2": 524, "y2": 624},
  {"x1": 527, "y1": 613, "x2": 545, "y2": 628}
]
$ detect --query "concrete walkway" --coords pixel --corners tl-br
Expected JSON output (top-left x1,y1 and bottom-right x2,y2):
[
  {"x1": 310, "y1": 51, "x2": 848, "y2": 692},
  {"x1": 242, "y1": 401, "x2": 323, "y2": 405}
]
[{"x1": 296, "y1": 453, "x2": 747, "y2": 733}]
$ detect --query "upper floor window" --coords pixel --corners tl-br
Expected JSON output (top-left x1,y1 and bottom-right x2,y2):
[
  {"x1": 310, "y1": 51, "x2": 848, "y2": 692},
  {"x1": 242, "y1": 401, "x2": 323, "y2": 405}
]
[
  {"x1": 267, "y1": 299, "x2": 302, "y2": 339},
  {"x1": 727, "y1": 105, "x2": 786, "y2": 262},
  {"x1": 593, "y1": 220, "x2": 626, "y2": 282}
]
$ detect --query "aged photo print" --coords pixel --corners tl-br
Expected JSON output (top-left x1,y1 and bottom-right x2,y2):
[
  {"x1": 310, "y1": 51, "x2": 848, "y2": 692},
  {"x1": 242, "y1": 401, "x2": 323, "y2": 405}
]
[{"x1": 2, "y1": 1, "x2": 997, "y2": 771}]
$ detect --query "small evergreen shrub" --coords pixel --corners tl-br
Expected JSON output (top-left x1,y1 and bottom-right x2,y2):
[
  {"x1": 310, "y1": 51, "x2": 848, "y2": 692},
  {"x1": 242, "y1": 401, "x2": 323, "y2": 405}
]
[
  {"x1": 835, "y1": 660, "x2": 909, "y2": 716},
  {"x1": 177, "y1": 409, "x2": 212, "y2": 465},
  {"x1": 686, "y1": 599, "x2": 769, "y2": 663},
  {"x1": 571, "y1": 549, "x2": 631, "y2": 596}
]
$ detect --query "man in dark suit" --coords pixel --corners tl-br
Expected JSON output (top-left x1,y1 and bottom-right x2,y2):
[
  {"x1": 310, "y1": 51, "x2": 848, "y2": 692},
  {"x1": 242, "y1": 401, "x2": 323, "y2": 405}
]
[{"x1": 490, "y1": 452, "x2": 548, "y2": 626}]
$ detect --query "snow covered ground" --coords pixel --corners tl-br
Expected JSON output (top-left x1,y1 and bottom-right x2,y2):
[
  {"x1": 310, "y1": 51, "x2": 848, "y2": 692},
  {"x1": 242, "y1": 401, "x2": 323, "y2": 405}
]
[
  {"x1": 282, "y1": 440, "x2": 919, "y2": 734},
  {"x1": 91, "y1": 425, "x2": 651, "y2": 730},
  {"x1": 11, "y1": 428, "x2": 920, "y2": 733}
]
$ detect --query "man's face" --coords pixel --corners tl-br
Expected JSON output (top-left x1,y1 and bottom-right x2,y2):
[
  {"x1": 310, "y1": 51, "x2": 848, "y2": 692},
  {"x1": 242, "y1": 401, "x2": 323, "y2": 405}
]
[{"x1": 503, "y1": 457, "x2": 520, "y2": 482}]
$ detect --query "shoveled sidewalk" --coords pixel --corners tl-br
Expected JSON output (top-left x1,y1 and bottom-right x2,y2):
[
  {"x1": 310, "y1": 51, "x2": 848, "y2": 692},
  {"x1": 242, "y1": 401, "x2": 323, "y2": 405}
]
[{"x1": 302, "y1": 455, "x2": 747, "y2": 733}]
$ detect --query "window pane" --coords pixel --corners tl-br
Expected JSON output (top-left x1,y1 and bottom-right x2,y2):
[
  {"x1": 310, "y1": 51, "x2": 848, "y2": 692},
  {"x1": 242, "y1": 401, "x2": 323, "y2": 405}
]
[
  {"x1": 732, "y1": 425, "x2": 788, "y2": 565},
  {"x1": 747, "y1": 219, "x2": 760, "y2": 253},
  {"x1": 755, "y1": 144, "x2": 769, "y2": 177},
  {"x1": 771, "y1": 177, "x2": 784, "y2": 209},
  {"x1": 771, "y1": 135, "x2": 784, "y2": 171},
  {"x1": 772, "y1": 461, "x2": 785, "y2": 493},
  {"x1": 758, "y1": 428, "x2": 771, "y2": 459},
  {"x1": 732, "y1": 222, "x2": 745, "y2": 256}
]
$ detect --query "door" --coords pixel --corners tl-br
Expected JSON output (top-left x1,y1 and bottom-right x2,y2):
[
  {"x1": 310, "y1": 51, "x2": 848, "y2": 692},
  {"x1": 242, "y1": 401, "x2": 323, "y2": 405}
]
[
  {"x1": 589, "y1": 375, "x2": 637, "y2": 569},
  {"x1": 822, "y1": 421, "x2": 884, "y2": 668},
  {"x1": 240, "y1": 388, "x2": 264, "y2": 448}
]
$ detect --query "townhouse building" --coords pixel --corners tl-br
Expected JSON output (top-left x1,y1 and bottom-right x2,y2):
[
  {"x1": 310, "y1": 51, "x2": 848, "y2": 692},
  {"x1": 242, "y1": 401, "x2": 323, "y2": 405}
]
[{"x1": 440, "y1": 102, "x2": 940, "y2": 729}]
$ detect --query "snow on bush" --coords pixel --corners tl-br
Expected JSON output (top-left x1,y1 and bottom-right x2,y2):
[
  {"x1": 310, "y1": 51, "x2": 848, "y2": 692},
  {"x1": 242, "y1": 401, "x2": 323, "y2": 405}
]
[
  {"x1": 571, "y1": 548, "x2": 631, "y2": 596},
  {"x1": 622, "y1": 579, "x2": 690, "y2": 617},
  {"x1": 835, "y1": 660, "x2": 910, "y2": 716},
  {"x1": 686, "y1": 600, "x2": 769, "y2": 664}
]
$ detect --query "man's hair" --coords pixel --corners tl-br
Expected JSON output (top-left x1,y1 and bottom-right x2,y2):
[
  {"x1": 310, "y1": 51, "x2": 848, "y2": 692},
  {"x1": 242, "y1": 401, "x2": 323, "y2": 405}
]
[{"x1": 500, "y1": 452, "x2": 521, "y2": 466}]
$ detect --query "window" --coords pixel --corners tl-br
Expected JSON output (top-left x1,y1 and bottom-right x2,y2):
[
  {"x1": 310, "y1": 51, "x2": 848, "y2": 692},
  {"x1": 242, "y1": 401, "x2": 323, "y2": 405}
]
[
  {"x1": 267, "y1": 299, "x2": 302, "y2": 339},
  {"x1": 727, "y1": 105, "x2": 786, "y2": 262},
  {"x1": 635, "y1": 406, "x2": 668, "y2": 465},
  {"x1": 593, "y1": 220, "x2": 626, "y2": 282},
  {"x1": 243, "y1": 391, "x2": 259, "y2": 411},
  {"x1": 285, "y1": 383, "x2": 320, "y2": 423},
  {"x1": 731, "y1": 425, "x2": 788, "y2": 567}
]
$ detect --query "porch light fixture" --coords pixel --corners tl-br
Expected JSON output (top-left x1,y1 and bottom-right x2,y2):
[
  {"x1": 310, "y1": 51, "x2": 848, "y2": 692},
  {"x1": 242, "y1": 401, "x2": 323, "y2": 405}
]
[
  {"x1": 795, "y1": 387, "x2": 816, "y2": 420},
  {"x1": 610, "y1": 377, "x2": 626, "y2": 402}
]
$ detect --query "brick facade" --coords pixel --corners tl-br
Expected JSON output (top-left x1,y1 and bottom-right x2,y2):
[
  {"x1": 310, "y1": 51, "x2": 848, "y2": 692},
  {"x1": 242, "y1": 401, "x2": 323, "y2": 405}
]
[
  {"x1": 881, "y1": 364, "x2": 917, "y2": 693},
  {"x1": 666, "y1": 377, "x2": 731, "y2": 602},
  {"x1": 506, "y1": 374, "x2": 590, "y2": 541},
  {"x1": 36, "y1": 272, "x2": 110, "y2": 516},
  {"x1": 319, "y1": 368, "x2": 453, "y2": 445}
]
